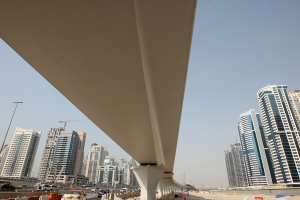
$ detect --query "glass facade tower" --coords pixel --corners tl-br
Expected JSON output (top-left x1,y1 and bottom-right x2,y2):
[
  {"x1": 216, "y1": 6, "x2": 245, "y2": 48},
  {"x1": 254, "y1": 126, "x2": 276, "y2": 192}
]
[
  {"x1": 225, "y1": 143, "x2": 248, "y2": 187},
  {"x1": 257, "y1": 85, "x2": 300, "y2": 183},
  {"x1": 238, "y1": 109, "x2": 272, "y2": 185}
]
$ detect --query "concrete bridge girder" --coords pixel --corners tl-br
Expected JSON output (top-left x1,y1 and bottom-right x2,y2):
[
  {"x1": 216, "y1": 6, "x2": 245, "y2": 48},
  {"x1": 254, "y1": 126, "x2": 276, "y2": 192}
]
[{"x1": 0, "y1": 1, "x2": 196, "y2": 199}]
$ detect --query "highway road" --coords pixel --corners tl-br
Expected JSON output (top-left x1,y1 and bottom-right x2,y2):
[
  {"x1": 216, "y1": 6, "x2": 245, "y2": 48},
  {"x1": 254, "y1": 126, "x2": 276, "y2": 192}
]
[
  {"x1": 188, "y1": 196, "x2": 210, "y2": 200},
  {"x1": 189, "y1": 190, "x2": 300, "y2": 200}
]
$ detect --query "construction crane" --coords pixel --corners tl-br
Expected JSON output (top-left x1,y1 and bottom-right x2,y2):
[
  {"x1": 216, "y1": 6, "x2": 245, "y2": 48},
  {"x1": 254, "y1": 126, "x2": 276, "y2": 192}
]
[{"x1": 57, "y1": 120, "x2": 77, "y2": 131}]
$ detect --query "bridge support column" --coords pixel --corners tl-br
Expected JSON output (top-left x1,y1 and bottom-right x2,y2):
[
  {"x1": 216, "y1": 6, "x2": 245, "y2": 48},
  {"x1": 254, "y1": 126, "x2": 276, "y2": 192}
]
[
  {"x1": 133, "y1": 165, "x2": 163, "y2": 200},
  {"x1": 159, "y1": 172, "x2": 174, "y2": 199}
]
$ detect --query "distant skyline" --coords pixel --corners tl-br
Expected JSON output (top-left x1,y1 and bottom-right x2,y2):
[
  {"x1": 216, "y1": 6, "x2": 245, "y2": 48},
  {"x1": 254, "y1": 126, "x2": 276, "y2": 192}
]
[{"x1": 0, "y1": 0, "x2": 300, "y2": 187}]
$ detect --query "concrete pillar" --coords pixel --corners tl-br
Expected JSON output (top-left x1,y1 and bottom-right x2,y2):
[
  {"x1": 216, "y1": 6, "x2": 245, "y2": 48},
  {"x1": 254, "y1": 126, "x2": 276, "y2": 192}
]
[
  {"x1": 133, "y1": 165, "x2": 163, "y2": 200},
  {"x1": 158, "y1": 171, "x2": 174, "y2": 199},
  {"x1": 158, "y1": 181, "x2": 164, "y2": 199}
]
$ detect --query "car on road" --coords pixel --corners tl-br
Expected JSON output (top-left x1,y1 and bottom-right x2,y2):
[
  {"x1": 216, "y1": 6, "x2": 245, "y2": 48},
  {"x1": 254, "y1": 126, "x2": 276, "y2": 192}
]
[{"x1": 61, "y1": 193, "x2": 86, "y2": 200}]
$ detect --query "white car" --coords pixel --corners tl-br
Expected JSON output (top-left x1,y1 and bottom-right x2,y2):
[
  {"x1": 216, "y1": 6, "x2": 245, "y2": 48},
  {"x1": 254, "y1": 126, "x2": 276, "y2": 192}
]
[
  {"x1": 91, "y1": 188, "x2": 96, "y2": 192},
  {"x1": 61, "y1": 193, "x2": 86, "y2": 200}
]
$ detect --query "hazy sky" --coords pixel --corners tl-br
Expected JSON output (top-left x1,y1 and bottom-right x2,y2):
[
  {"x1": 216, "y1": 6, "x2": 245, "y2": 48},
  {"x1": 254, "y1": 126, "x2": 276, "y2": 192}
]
[{"x1": 0, "y1": 0, "x2": 300, "y2": 187}]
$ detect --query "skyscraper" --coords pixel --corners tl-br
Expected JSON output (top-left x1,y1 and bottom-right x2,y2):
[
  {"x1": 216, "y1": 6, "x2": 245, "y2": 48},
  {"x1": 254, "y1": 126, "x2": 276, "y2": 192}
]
[
  {"x1": 0, "y1": 144, "x2": 9, "y2": 175},
  {"x1": 117, "y1": 158, "x2": 130, "y2": 186},
  {"x1": 225, "y1": 143, "x2": 248, "y2": 187},
  {"x1": 289, "y1": 90, "x2": 300, "y2": 127},
  {"x1": 257, "y1": 85, "x2": 300, "y2": 183},
  {"x1": 97, "y1": 157, "x2": 119, "y2": 186},
  {"x1": 74, "y1": 131, "x2": 86, "y2": 176},
  {"x1": 1, "y1": 128, "x2": 40, "y2": 178},
  {"x1": 46, "y1": 131, "x2": 80, "y2": 183},
  {"x1": 39, "y1": 127, "x2": 64, "y2": 181},
  {"x1": 128, "y1": 159, "x2": 139, "y2": 187},
  {"x1": 238, "y1": 110, "x2": 272, "y2": 185},
  {"x1": 85, "y1": 143, "x2": 108, "y2": 184},
  {"x1": 225, "y1": 150, "x2": 235, "y2": 187}
]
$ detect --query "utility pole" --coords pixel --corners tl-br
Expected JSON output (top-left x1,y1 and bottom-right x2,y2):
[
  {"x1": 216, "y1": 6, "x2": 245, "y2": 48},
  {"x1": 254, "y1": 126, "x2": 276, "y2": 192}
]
[{"x1": 0, "y1": 101, "x2": 23, "y2": 153}]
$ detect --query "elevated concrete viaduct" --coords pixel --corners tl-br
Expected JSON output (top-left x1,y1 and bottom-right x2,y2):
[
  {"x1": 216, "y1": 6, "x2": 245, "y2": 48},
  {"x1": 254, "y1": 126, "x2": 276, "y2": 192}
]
[{"x1": 0, "y1": 1, "x2": 196, "y2": 199}]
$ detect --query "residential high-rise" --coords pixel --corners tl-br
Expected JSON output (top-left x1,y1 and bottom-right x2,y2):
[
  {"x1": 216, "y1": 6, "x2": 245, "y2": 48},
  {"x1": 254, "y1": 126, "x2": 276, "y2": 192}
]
[
  {"x1": 238, "y1": 110, "x2": 273, "y2": 185},
  {"x1": 39, "y1": 127, "x2": 64, "y2": 181},
  {"x1": 97, "y1": 157, "x2": 119, "y2": 186},
  {"x1": 0, "y1": 144, "x2": 9, "y2": 174},
  {"x1": 225, "y1": 143, "x2": 248, "y2": 187},
  {"x1": 117, "y1": 158, "x2": 130, "y2": 186},
  {"x1": 128, "y1": 159, "x2": 139, "y2": 187},
  {"x1": 289, "y1": 90, "x2": 300, "y2": 127},
  {"x1": 225, "y1": 150, "x2": 235, "y2": 186},
  {"x1": 257, "y1": 85, "x2": 300, "y2": 183},
  {"x1": 85, "y1": 143, "x2": 108, "y2": 184},
  {"x1": 81, "y1": 158, "x2": 87, "y2": 176},
  {"x1": 46, "y1": 131, "x2": 80, "y2": 183},
  {"x1": 1, "y1": 128, "x2": 40, "y2": 178},
  {"x1": 74, "y1": 131, "x2": 86, "y2": 176}
]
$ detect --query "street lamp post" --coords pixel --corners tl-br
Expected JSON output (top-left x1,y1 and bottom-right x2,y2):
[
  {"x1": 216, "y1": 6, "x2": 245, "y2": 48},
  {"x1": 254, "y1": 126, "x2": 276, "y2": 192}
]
[{"x1": 0, "y1": 101, "x2": 24, "y2": 153}]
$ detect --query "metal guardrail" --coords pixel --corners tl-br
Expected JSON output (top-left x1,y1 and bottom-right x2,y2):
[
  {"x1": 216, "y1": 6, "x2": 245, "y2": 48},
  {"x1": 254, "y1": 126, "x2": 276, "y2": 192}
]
[{"x1": 0, "y1": 191, "x2": 47, "y2": 199}]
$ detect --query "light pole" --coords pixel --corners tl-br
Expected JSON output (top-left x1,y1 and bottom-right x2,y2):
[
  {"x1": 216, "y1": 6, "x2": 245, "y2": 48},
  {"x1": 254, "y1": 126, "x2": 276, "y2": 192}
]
[{"x1": 0, "y1": 101, "x2": 24, "y2": 153}]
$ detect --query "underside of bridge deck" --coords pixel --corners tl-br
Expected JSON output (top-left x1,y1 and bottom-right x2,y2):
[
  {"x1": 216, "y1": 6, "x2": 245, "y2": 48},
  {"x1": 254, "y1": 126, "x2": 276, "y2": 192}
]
[{"x1": 0, "y1": 1, "x2": 196, "y2": 199}]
